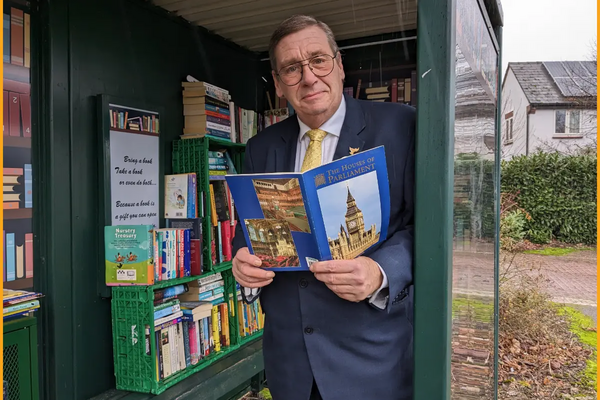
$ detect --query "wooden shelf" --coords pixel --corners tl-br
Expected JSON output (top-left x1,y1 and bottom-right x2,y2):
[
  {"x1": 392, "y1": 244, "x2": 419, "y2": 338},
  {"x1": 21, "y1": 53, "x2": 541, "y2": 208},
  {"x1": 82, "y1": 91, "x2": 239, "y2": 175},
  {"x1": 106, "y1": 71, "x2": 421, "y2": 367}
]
[
  {"x1": 4, "y1": 208, "x2": 32, "y2": 220},
  {"x1": 4, "y1": 136, "x2": 31, "y2": 148},
  {"x1": 4, "y1": 277, "x2": 33, "y2": 290},
  {"x1": 109, "y1": 127, "x2": 159, "y2": 136},
  {"x1": 3, "y1": 62, "x2": 30, "y2": 83}
]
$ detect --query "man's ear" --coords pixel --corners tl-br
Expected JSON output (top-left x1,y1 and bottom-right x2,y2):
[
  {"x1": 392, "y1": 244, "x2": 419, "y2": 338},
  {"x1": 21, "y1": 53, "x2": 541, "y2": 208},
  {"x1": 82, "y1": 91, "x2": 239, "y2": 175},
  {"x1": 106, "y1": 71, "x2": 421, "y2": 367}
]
[
  {"x1": 336, "y1": 51, "x2": 345, "y2": 81},
  {"x1": 272, "y1": 70, "x2": 284, "y2": 98}
]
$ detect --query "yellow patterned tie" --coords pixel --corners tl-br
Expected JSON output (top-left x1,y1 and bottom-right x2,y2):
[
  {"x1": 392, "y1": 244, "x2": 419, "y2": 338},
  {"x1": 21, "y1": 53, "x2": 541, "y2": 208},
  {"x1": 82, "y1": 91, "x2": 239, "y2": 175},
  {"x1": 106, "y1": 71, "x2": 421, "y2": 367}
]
[{"x1": 301, "y1": 129, "x2": 328, "y2": 172}]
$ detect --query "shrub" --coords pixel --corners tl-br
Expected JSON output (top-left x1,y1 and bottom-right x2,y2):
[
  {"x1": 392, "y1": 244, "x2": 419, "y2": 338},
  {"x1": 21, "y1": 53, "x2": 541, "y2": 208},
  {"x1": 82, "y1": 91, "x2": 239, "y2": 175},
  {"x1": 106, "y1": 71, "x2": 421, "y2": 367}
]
[
  {"x1": 501, "y1": 151, "x2": 597, "y2": 245},
  {"x1": 500, "y1": 209, "x2": 527, "y2": 251}
]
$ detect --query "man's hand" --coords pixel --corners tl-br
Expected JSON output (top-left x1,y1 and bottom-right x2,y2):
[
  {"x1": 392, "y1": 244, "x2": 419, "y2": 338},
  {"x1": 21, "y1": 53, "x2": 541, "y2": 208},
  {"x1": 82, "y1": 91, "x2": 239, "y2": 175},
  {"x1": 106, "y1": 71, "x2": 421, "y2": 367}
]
[
  {"x1": 232, "y1": 247, "x2": 275, "y2": 288},
  {"x1": 310, "y1": 256, "x2": 383, "y2": 302}
]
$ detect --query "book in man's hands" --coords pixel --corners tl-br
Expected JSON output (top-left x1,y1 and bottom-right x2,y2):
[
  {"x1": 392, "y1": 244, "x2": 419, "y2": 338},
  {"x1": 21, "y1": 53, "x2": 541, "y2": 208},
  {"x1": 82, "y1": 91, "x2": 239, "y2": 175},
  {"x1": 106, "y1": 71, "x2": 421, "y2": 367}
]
[{"x1": 225, "y1": 146, "x2": 390, "y2": 271}]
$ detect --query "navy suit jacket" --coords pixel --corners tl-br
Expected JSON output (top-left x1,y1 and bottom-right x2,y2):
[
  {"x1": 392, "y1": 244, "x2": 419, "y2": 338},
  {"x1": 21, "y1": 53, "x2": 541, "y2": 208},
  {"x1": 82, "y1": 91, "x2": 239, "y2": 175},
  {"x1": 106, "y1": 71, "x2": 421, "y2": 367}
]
[{"x1": 232, "y1": 94, "x2": 415, "y2": 400}]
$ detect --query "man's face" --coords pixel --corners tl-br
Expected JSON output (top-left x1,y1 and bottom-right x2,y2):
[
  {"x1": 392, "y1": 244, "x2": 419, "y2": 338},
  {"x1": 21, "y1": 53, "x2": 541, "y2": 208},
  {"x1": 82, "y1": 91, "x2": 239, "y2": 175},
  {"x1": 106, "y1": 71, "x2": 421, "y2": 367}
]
[{"x1": 272, "y1": 26, "x2": 345, "y2": 124}]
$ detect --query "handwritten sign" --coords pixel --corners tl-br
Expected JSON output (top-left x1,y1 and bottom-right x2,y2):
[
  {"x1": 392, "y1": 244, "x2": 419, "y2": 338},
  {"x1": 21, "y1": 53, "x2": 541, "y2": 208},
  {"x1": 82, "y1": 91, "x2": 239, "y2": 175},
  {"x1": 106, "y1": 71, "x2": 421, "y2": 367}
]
[{"x1": 107, "y1": 103, "x2": 160, "y2": 227}]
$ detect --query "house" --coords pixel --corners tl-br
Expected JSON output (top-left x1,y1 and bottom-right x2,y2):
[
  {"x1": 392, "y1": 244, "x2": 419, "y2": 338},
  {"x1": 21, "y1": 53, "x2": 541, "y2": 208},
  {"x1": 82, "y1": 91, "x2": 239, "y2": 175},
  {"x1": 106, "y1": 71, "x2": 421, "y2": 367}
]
[{"x1": 501, "y1": 61, "x2": 597, "y2": 159}]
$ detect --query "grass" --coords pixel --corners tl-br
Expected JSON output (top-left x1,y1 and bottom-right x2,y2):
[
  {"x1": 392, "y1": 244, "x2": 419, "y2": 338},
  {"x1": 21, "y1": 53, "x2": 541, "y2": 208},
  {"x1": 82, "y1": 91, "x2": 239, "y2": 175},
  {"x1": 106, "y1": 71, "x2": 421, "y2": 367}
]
[
  {"x1": 557, "y1": 305, "x2": 597, "y2": 390},
  {"x1": 259, "y1": 388, "x2": 272, "y2": 400},
  {"x1": 523, "y1": 247, "x2": 593, "y2": 256},
  {"x1": 452, "y1": 296, "x2": 494, "y2": 323}
]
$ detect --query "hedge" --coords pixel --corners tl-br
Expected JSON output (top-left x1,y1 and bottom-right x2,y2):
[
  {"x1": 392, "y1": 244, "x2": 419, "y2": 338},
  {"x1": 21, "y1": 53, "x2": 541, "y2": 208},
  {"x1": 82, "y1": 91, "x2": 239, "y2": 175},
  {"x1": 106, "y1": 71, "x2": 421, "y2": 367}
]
[{"x1": 501, "y1": 151, "x2": 597, "y2": 245}]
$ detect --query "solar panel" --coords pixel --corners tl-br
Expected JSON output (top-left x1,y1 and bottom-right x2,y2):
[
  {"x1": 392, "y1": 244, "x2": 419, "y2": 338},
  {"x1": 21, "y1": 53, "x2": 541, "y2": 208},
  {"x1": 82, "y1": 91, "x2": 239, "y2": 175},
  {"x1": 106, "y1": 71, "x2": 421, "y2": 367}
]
[
  {"x1": 543, "y1": 61, "x2": 597, "y2": 97},
  {"x1": 544, "y1": 61, "x2": 568, "y2": 77}
]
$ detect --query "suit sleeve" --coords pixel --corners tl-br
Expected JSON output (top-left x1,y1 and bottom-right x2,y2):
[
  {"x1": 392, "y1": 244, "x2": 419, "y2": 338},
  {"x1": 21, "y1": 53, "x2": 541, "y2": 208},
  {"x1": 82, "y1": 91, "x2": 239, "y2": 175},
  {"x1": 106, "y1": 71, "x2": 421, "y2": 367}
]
[
  {"x1": 367, "y1": 119, "x2": 415, "y2": 313},
  {"x1": 231, "y1": 138, "x2": 261, "y2": 304},
  {"x1": 231, "y1": 138, "x2": 254, "y2": 254}
]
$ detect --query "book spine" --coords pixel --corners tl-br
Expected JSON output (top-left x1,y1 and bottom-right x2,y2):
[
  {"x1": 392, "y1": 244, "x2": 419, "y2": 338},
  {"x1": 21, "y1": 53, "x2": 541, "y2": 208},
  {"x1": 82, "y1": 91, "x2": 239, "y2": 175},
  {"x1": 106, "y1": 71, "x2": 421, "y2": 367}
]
[
  {"x1": 168, "y1": 229, "x2": 177, "y2": 279},
  {"x1": 153, "y1": 304, "x2": 180, "y2": 320},
  {"x1": 154, "y1": 316, "x2": 182, "y2": 332},
  {"x1": 154, "y1": 310, "x2": 184, "y2": 327},
  {"x1": 184, "y1": 229, "x2": 191, "y2": 276},
  {"x1": 182, "y1": 321, "x2": 191, "y2": 367},
  {"x1": 178, "y1": 229, "x2": 184, "y2": 278},
  {"x1": 299, "y1": 173, "x2": 323, "y2": 259},
  {"x1": 161, "y1": 231, "x2": 167, "y2": 280}
]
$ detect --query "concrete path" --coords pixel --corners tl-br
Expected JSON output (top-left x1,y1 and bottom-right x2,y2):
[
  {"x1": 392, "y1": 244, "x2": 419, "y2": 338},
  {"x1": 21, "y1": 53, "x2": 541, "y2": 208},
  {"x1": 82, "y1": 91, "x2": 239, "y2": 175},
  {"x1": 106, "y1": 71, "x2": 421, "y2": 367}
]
[{"x1": 452, "y1": 247, "x2": 597, "y2": 324}]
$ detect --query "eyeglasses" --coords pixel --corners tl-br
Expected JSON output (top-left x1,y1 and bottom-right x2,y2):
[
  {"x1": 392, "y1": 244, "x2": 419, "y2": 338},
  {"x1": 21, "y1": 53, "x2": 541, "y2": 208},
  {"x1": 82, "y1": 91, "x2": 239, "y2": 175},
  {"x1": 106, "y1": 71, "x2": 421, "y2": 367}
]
[{"x1": 276, "y1": 53, "x2": 338, "y2": 86}]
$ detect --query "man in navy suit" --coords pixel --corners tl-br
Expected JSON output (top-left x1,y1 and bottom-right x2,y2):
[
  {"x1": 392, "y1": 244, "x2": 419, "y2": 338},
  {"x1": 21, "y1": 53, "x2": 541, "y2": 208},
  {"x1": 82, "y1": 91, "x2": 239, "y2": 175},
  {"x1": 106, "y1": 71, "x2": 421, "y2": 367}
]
[{"x1": 231, "y1": 15, "x2": 415, "y2": 400}]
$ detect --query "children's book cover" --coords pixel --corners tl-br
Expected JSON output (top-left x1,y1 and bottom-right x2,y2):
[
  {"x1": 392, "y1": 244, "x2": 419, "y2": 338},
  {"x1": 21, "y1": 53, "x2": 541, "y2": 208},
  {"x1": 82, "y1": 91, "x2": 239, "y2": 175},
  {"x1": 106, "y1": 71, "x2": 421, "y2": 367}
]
[
  {"x1": 225, "y1": 146, "x2": 390, "y2": 271},
  {"x1": 164, "y1": 173, "x2": 197, "y2": 219},
  {"x1": 105, "y1": 224, "x2": 154, "y2": 285}
]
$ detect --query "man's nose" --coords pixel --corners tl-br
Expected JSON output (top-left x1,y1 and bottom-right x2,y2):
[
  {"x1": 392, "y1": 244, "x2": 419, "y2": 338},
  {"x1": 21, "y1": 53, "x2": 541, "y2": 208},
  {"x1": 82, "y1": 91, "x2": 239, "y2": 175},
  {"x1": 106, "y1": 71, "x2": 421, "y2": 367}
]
[{"x1": 300, "y1": 63, "x2": 318, "y2": 85}]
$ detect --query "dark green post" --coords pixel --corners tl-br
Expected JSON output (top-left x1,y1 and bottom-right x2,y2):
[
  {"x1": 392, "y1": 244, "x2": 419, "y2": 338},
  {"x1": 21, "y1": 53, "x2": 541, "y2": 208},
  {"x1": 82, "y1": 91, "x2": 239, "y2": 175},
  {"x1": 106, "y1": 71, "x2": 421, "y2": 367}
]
[
  {"x1": 414, "y1": 0, "x2": 456, "y2": 398},
  {"x1": 493, "y1": 24, "x2": 503, "y2": 400}
]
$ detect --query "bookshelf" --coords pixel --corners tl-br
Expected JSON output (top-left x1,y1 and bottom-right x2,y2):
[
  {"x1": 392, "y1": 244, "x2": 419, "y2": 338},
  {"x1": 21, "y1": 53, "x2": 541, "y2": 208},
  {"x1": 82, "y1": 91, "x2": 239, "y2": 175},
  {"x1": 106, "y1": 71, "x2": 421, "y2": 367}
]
[
  {"x1": 109, "y1": 132, "x2": 263, "y2": 395},
  {"x1": 172, "y1": 136, "x2": 247, "y2": 273},
  {"x1": 111, "y1": 267, "x2": 247, "y2": 395},
  {"x1": 4, "y1": 136, "x2": 31, "y2": 148},
  {"x1": 4, "y1": 208, "x2": 32, "y2": 220},
  {"x1": 4, "y1": 4, "x2": 35, "y2": 293}
]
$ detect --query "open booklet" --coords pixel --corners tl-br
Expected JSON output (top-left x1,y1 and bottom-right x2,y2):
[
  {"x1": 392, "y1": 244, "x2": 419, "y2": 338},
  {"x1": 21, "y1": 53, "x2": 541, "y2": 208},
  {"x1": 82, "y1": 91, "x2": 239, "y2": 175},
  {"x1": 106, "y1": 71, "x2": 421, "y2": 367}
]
[{"x1": 225, "y1": 146, "x2": 390, "y2": 271}]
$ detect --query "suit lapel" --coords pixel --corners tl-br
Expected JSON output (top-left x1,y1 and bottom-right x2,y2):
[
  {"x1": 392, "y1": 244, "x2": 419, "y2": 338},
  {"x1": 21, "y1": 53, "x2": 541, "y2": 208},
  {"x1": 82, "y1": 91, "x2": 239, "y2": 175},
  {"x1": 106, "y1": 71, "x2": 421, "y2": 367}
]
[
  {"x1": 278, "y1": 116, "x2": 299, "y2": 172},
  {"x1": 333, "y1": 94, "x2": 366, "y2": 161}
]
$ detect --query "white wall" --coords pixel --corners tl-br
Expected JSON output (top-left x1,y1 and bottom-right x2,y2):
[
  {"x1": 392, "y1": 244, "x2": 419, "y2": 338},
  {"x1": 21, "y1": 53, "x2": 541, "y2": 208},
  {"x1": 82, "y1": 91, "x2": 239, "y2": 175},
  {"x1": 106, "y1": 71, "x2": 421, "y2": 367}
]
[
  {"x1": 501, "y1": 68, "x2": 531, "y2": 160},
  {"x1": 528, "y1": 109, "x2": 597, "y2": 154}
]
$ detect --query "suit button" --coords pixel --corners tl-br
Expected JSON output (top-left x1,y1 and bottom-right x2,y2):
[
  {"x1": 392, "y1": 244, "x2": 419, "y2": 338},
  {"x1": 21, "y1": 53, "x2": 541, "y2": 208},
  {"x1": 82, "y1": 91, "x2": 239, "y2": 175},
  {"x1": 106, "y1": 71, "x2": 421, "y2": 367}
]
[
  {"x1": 304, "y1": 327, "x2": 313, "y2": 334},
  {"x1": 299, "y1": 279, "x2": 308, "y2": 288}
]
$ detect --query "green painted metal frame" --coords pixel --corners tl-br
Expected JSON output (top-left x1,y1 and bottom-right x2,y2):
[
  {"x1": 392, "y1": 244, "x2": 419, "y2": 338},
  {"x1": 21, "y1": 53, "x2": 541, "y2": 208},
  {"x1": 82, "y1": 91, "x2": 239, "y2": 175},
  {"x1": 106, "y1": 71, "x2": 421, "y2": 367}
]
[
  {"x1": 414, "y1": 0, "x2": 504, "y2": 399},
  {"x1": 493, "y1": 24, "x2": 503, "y2": 400},
  {"x1": 35, "y1": 0, "x2": 78, "y2": 397},
  {"x1": 414, "y1": 0, "x2": 457, "y2": 398}
]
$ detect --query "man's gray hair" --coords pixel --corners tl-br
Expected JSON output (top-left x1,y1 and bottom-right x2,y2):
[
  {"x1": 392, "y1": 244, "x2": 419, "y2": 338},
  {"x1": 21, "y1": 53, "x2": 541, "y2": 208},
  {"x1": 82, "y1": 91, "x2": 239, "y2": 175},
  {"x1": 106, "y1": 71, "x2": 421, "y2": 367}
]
[{"x1": 268, "y1": 15, "x2": 339, "y2": 72}]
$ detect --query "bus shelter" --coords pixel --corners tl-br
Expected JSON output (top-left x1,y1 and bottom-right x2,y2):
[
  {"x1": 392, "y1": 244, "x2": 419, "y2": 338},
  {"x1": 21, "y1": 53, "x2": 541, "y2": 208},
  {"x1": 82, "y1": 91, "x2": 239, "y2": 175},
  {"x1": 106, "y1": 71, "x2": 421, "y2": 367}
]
[{"x1": 1, "y1": 0, "x2": 503, "y2": 398}]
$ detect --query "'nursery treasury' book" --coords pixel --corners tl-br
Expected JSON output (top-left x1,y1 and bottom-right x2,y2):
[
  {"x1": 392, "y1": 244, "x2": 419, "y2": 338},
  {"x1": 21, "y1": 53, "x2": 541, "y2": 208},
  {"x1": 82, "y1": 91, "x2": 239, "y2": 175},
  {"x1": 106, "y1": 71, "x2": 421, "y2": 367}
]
[
  {"x1": 105, "y1": 224, "x2": 154, "y2": 285},
  {"x1": 224, "y1": 146, "x2": 390, "y2": 271}
]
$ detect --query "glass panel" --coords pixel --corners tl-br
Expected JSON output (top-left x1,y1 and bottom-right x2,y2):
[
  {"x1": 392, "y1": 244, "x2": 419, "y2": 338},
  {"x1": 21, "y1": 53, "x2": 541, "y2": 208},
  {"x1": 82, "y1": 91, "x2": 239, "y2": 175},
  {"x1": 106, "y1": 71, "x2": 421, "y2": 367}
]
[
  {"x1": 555, "y1": 110, "x2": 566, "y2": 133},
  {"x1": 3, "y1": 3, "x2": 34, "y2": 291},
  {"x1": 452, "y1": 0, "x2": 498, "y2": 398},
  {"x1": 568, "y1": 110, "x2": 580, "y2": 133}
]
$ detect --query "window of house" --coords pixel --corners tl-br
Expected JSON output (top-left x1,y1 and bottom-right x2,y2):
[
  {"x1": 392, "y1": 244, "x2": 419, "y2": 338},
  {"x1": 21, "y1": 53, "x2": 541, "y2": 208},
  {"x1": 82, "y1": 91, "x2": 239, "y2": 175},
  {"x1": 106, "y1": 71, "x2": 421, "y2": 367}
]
[
  {"x1": 504, "y1": 112, "x2": 513, "y2": 143},
  {"x1": 555, "y1": 110, "x2": 581, "y2": 134}
]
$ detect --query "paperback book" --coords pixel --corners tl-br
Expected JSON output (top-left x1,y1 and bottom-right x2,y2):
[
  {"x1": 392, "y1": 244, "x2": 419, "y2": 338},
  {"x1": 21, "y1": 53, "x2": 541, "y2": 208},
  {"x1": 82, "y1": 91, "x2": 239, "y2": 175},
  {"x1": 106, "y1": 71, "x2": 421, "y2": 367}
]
[
  {"x1": 105, "y1": 224, "x2": 155, "y2": 285},
  {"x1": 225, "y1": 146, "x2": 390, "y2": 271}
]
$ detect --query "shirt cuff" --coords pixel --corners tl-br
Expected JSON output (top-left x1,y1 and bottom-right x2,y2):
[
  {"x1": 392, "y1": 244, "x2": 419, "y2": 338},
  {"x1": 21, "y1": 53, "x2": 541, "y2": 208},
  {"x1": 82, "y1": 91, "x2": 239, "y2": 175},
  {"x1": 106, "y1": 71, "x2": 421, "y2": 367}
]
[
  {"x1": 243, "y1": 287, "x2": 260, "y2": 303},
  {"x1": 367, "y1": 262, "x2": 389, "y2": 309}
]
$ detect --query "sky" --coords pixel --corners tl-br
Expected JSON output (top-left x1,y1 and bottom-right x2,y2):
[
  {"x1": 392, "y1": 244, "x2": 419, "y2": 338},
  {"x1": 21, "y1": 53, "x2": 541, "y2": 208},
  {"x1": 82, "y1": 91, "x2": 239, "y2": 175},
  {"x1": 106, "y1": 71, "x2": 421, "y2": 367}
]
[
  {"x1": 500, "y1": 0, "x2": 597, "y2": 73},
  {"x1": 317, "y1": 171, "x2": 382, "y2": 240}
]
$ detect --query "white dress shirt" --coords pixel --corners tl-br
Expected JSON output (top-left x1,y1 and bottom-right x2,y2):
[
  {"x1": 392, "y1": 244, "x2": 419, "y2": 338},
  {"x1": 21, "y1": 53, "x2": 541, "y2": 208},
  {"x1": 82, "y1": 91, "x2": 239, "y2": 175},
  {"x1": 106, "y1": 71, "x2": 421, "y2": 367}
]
[{"x1": 244, "y1": 96, "x2": 389, "y2": 309}]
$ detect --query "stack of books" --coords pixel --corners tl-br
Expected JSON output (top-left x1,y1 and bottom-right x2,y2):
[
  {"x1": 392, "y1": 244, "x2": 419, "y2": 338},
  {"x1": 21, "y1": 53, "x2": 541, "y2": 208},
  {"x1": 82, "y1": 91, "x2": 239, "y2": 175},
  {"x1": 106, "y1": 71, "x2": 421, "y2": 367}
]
[
  {"x1": 4, "y1": 165, "x2": 32, "y2": 210},
  {"x1": 236, "y1": 283, "x2": 264, "y2": 338},
  {"x1": 150, "y1": 275, "x2": 230, "y2": 381},
  {"x1": 3, "y1": 288, "x2": 42, "y2": 320},
  {"x1": 181, "y1": 81, "x2": 232, "y2": 141}
]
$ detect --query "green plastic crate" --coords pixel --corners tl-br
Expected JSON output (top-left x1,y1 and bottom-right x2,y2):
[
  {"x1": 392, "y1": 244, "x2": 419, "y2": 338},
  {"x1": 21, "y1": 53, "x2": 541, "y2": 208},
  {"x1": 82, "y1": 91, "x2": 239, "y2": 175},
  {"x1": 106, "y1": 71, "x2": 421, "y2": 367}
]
[
  {"x1": 111, "y1": 267, "x2": 248, "y2": 394},
  {"x1": 172, "y1": 137, "x2": 246, "y2": 273}
]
